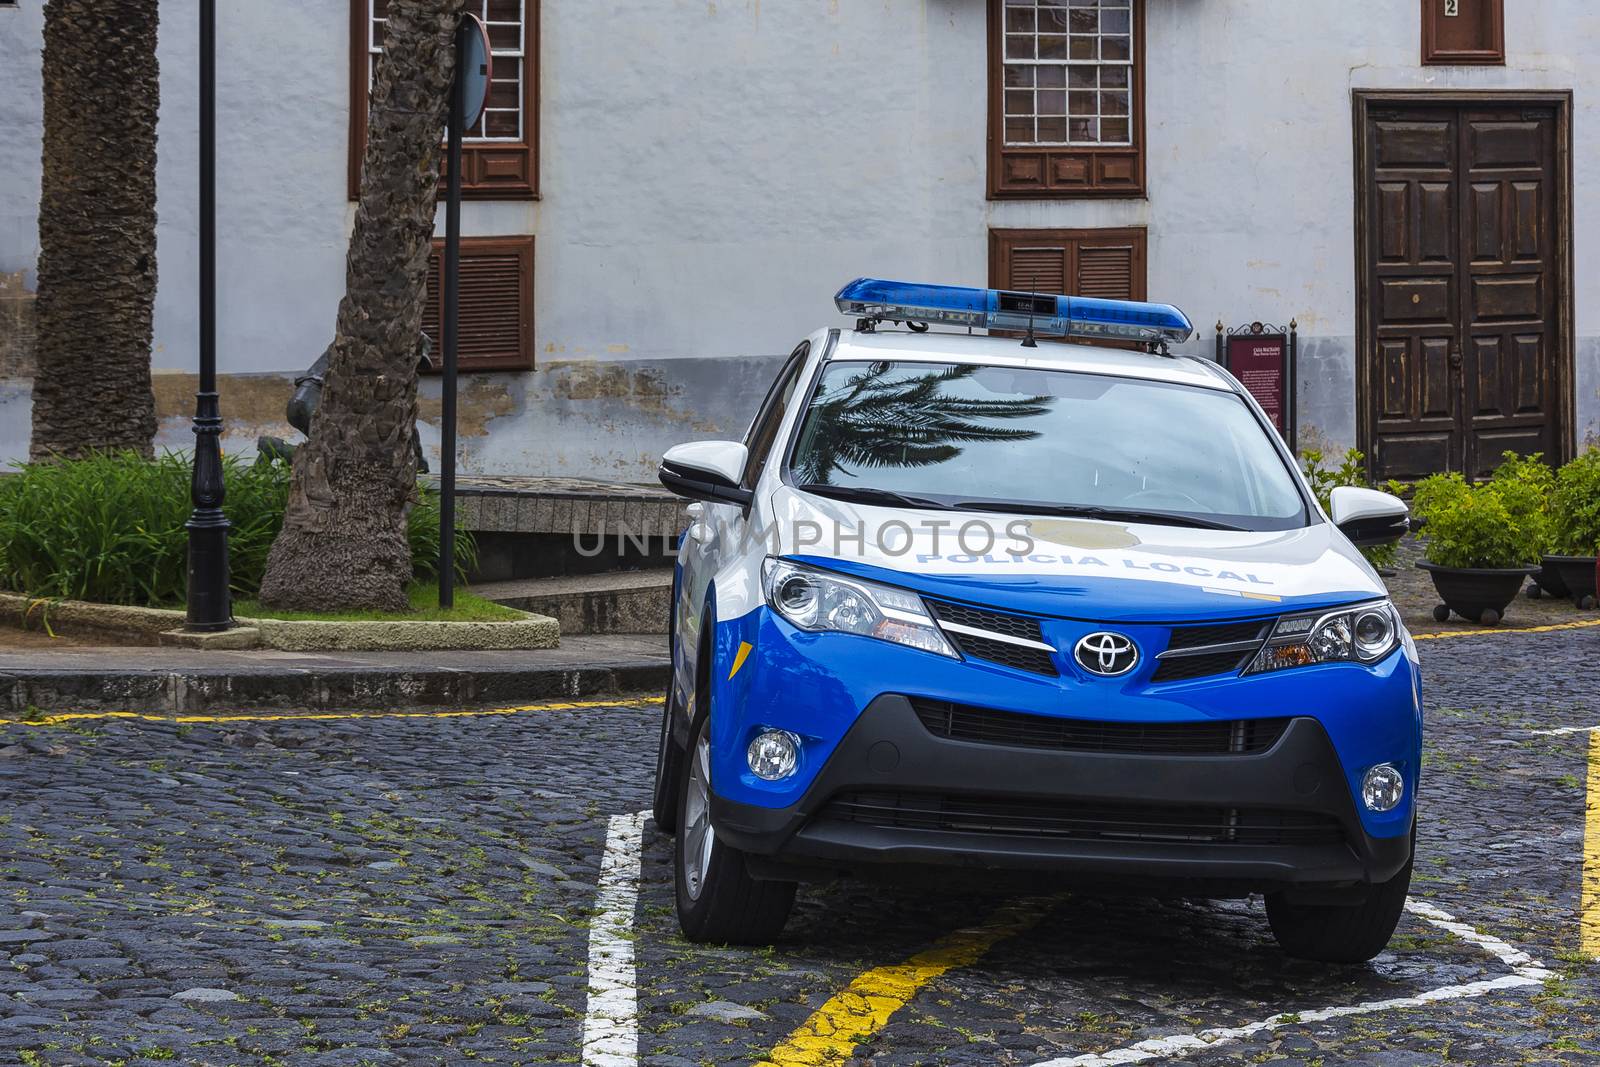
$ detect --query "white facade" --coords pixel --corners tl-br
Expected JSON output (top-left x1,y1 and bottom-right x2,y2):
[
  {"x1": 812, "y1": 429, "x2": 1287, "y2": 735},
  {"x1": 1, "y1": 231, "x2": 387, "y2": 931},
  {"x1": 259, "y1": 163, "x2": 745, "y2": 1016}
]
[{"x1": 1, "y1": 1, "x2": 1596, "y2": 478}]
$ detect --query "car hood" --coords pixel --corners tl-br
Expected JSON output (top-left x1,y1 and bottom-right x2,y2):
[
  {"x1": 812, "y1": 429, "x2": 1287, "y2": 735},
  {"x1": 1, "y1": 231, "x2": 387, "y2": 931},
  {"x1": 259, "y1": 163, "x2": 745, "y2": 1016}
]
[{"x1": 767, "y1": 485, "x2": 1383, "y2": 623}]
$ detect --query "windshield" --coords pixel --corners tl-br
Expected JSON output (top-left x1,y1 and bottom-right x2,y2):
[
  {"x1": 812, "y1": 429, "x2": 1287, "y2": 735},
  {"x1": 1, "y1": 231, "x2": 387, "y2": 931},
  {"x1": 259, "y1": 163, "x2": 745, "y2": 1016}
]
[{"x1": 786, "y1": 360, "x2": 1309, "y2": 531}]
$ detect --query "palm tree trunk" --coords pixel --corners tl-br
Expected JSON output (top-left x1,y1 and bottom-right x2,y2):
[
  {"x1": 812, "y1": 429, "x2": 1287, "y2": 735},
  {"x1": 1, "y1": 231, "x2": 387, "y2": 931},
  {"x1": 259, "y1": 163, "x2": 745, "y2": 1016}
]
[
  {"x1": 30, "y1": 0, "x2": 159, "y2": 460},
  {"x1": 257, "y1": 0, "x2": 465, "y2": 612}
]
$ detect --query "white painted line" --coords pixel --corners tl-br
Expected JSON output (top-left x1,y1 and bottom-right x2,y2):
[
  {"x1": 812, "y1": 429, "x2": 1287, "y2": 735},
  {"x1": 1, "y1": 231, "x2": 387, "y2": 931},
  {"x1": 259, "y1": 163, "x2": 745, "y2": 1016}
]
[
  {"x1": 582, "y1": 810, "x2": 647, "y2": 1067},
  {"x1": 1527, "y1": 724, "x2": 1600, "y2": 737},
  {"x1": 1027, "y1": 899, "x2": 1550, "y2": 1067}
]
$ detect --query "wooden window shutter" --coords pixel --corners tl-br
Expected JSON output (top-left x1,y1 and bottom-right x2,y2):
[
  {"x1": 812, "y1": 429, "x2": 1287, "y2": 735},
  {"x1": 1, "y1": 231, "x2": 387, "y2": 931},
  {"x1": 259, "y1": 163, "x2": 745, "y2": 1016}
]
[
  {"x1": 421, "y1": 236, "x2": 535, "y2": 372},
  {"x1": 990, "y1": 227, "x2": 1147, "y2": 301},
  {"x1": 1421, "y1": 0, "x2": 1504, "y2": 65},
  {"x1": 989, "y1": 227, "x2": 1147, "y2": 343}
]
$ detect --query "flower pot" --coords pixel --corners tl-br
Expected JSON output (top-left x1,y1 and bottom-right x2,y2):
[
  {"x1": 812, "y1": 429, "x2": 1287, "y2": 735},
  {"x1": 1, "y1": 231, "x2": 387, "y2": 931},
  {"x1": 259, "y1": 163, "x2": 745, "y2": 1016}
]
[
  {"x1": 1541, "y1": 555, "x2": 1600, "y2": 610},
  {"x1": 1417, "y1": 562, "x2": 1535, "y2": 626},
  {"x1": 1527, "y1": 559, "x2": 1571, "y2": 600}
]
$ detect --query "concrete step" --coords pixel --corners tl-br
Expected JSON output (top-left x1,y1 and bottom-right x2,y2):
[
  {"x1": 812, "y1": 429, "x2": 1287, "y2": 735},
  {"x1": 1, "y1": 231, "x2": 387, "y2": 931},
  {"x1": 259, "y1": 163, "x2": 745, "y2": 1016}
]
[
  {"x1": 473, "y1": 570, "x2": 673, "y2": 635},
  {"x1": 424, "y1": 476, "x2": 688, "y2": 583}
]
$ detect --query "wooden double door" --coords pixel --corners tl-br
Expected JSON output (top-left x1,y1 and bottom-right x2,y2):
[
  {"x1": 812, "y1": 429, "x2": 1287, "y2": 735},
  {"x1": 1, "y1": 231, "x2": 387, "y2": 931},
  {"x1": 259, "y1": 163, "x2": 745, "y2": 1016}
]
[{"x1": 1359, "y1": 96, "x2": 1569, "y2": 481}]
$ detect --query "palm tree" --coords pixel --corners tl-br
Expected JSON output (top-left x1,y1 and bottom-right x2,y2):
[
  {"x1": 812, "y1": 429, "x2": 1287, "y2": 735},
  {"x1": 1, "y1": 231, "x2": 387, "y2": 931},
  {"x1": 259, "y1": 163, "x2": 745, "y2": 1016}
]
[
  {"x1": 791, "y1": 363, "x2": 1051, "y2": 485},
  {"x1": 257, "y1": 0, "x2": 466, "y2": 611},
  {"x1": 30, "y1": 0, "x2": 159, "y2": 460}
]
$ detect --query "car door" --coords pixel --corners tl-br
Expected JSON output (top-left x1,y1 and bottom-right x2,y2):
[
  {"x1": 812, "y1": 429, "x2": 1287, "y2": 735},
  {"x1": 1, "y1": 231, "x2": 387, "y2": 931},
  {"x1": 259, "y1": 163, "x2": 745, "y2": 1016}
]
[{"x1": 674, "y1": 341, "x2": 813, "y2": 709}]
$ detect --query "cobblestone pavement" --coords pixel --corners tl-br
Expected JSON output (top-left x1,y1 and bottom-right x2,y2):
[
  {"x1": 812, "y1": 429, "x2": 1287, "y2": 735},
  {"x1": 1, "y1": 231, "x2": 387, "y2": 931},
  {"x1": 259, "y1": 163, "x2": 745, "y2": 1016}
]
[{"x1": 2, "y1": 630, "x2": 1598, "y2": 1066}]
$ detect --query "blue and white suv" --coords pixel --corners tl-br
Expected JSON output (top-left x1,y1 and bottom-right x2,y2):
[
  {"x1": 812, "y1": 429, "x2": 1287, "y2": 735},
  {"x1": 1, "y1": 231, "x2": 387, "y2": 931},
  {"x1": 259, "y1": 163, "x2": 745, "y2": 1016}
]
[{"x1": 652, "y1": 280, "x2": 1419, "y2": 963}]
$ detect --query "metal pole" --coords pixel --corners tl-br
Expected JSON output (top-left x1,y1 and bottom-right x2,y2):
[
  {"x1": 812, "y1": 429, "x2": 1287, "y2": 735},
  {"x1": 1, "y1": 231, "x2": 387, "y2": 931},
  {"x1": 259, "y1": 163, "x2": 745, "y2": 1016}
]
[
  {"x1": 186, "y1": 0, "x2": 232, "y2": 632},
  {"x1": 440, "y1": 23, "x2": 464, "y2": 611},
  {"x1": 1288, "y1": 319, "x2": 1300, "y2": 457}
]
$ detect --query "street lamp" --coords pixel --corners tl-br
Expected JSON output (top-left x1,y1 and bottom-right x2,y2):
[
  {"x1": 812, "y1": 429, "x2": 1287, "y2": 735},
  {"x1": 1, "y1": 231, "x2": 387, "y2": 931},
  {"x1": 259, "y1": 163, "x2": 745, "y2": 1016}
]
[{"x1": 186, "y1": 0, "x2": 231, "y2": 631}]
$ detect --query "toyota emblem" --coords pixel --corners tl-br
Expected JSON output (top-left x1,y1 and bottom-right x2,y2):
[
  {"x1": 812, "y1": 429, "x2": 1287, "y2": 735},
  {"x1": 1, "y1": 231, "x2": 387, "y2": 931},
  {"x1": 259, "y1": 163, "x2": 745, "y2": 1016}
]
[{"x1": 1074, "y1": 632, "x2": 1139, "y2": 677}]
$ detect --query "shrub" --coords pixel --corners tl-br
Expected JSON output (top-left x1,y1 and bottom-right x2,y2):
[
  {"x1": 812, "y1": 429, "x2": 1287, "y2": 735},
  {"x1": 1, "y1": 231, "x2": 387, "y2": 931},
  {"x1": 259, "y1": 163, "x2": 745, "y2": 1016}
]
[
  {"x1": 1409, "y1": 471, "x2": 1468, "y2": 528},
  {"x1": 1551, "y1": 446, "x2": 1600, "y2": 556},
  {"x1": 1488, "y1": 451, "x2": 1555, "y2": 558},
  {"x1": 1299, "y1": 447, "x2": 1397, "y2": 569},
  {"x1": 0, "y1": 451, "x2": 473, "y2": 607},
  {"x1": 1423, "y1": 481, "x2": 1539, "y2": 569}
]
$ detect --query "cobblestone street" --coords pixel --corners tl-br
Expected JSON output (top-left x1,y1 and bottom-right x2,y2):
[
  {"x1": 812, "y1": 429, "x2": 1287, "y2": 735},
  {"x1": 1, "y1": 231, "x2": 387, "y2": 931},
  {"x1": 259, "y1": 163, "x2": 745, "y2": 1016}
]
[{"x1": 2, "y1": 627, "x2": 1598, "y2": 1066}]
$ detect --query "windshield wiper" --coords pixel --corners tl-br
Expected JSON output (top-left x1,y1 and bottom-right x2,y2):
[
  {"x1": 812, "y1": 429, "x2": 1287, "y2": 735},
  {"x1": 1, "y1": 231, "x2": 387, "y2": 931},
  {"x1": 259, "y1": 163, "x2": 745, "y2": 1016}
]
[
  {"x1": 951, "y1": 500, "x2": 1245, "y2": 531},
  {"x1": 795, "y1": 483, "x2": 954, "y2": 510}
]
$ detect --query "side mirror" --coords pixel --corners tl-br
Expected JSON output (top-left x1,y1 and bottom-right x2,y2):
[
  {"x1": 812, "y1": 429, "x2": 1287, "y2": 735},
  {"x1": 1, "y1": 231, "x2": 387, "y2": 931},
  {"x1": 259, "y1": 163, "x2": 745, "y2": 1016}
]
[
  {"x1": 659, "y1": 441, "x2": 753, "y2": 508},
  {"x1": 1330, "y1": 486, "x2": 1409, "y2": 548}
]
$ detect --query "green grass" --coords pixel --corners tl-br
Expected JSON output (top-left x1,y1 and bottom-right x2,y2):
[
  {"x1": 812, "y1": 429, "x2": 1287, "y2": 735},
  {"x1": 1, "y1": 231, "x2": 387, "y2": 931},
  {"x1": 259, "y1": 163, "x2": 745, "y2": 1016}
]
[
  {"x1": 0, "y1": 451, "x2": 475, "y2": 606},
  {"x1": 235, "y1": 582, "x2": 522, "y2": 623}
]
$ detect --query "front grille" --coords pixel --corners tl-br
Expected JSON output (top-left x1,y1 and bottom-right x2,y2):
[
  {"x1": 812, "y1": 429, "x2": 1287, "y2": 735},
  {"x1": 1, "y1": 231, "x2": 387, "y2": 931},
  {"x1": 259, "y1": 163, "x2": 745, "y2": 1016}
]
[
  {"x1": 1164, "y1": 620, "x2": 1271, "y2": 652},
  {"x1": 911, "y1": 698, "x2": 1290, "y2": 755},
  {"x1": 1152, "y1": 651, "x2": 1254, "y2": 682},
  {"x1": 927, "y1": 600, "x2": 1044, "y2": 642},
  {"x1": 818, "y1": 791, "x2": 1344, "y2": 847},
  {"x1": 926, "y1": 600, "x2": 1058, "y2": 677},
  {"x1": 1151, "y1": 620, "x2": 1271, "y2": 683}
]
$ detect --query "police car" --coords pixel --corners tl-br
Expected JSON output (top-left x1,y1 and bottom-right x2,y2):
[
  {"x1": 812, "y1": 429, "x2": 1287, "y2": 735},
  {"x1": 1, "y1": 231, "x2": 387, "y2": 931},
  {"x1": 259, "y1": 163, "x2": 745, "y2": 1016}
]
[{"x1": 652, "y1": 279, "x2": 1418, "y2": 963}]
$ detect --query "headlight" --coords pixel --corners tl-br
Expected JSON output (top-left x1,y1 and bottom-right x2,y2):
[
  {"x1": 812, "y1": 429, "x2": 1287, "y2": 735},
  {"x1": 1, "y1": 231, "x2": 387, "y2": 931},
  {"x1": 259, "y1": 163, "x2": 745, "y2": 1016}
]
[
  {"x1": 1246, "y1": 599, "x2": 1401, "y2": 674},
  {"x1": 762, "y1": 558, "x2": 956, "y2": 658}
]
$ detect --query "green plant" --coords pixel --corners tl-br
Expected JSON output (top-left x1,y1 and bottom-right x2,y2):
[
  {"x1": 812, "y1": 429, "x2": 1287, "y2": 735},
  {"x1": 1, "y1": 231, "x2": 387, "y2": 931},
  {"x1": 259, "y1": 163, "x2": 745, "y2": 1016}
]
[
  {"x1": 0, "y1": 451, "x2": 473, "y2": 607},
  {"x1": 1298, "y1": 447, "x2": 1398, "y2": 569},
  {"x1": 1409, "y1": 471, "x2": 1469, "y2": 528},
  {"x1": 1551, "y1": 446, "x2": 1600, "y2": 556},
  {"x1": 1488, "y1": 451, "x2": 1555, "y2": 558},
  {"x1": 1423, "y1": 481, "x2": 1538, "y2": 569}
]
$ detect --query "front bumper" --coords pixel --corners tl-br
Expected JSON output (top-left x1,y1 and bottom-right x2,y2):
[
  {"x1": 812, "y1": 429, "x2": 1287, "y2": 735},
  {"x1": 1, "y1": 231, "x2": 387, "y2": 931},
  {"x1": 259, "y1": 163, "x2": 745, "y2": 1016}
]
[{"x1": 712, "y1": 693, "x2": 1412, "y2": 890}]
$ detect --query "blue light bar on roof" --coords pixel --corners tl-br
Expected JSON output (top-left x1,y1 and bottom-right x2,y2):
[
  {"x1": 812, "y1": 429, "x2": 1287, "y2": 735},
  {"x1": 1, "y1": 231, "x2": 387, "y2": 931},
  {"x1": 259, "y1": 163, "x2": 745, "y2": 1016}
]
[{"x1": 833, "y1": 278, "x2": 1194, "y2": 346}]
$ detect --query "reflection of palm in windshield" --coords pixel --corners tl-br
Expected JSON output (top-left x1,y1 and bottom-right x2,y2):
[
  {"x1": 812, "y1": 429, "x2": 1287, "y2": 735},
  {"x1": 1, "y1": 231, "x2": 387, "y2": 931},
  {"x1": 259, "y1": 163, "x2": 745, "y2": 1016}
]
[
  {"x1": 790, "y1": 363, "x2": 1050, "y2": 486},
  {"x1": 788, "y1": 360, "x2": 1309, "y2": 532}
]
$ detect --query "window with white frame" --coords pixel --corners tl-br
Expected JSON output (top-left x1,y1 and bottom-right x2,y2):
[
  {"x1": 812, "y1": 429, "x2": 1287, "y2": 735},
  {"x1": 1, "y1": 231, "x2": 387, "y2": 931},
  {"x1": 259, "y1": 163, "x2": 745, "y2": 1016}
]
[
  {"x1": 988, "y1": 0, "x2": 1143, "y2": 198},
  {"x1": 370, "y1": 0, "x2": 526, "y2": 140},
  {"x1": 1001, "y1": 0, "x2": 1133, "y2": 146},
  {"x1": 353, "y1": 0, "x2": 539, "y2": 199}
]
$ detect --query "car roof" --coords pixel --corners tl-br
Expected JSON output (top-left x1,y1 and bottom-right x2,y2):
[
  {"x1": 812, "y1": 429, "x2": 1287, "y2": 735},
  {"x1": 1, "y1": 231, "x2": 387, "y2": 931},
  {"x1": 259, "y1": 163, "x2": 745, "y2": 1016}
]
[{"x1": 826, "y1": 328, "x2": 1236, "y2": 392}]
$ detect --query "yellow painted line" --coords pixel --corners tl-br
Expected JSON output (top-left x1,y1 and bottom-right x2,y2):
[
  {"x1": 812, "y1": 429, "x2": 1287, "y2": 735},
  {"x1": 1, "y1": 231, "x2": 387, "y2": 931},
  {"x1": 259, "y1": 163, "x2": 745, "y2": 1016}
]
[
  {"x1": 1413, "y1": 617, "x2": 1600, "y2": 642},
  {"x1": 3, "y1": 696, "x2": 662, "y2": 728},
  {"x1": 728, "y1": 641, "x2": 753, "y2": 680},
  {"x1": 757, "y1": 898, "x2": 1049, "y2": 1067},
  {"x1": 1583, "y1": 728, "x2": 1600, "y2": 958}
]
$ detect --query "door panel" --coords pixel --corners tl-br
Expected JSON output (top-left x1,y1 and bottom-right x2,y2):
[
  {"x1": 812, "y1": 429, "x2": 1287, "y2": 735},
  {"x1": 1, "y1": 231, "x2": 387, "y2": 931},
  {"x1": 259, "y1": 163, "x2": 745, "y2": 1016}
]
[
  {"x1": 1460, "y1": 107, "x2": 1557, "y2": 478},
  {"x1": 1365, "y1": 108, "x2": 1461, "y2": 481},
  {"x1": 1362, "y1": 101, "x2": 1561, "y2": 481}
]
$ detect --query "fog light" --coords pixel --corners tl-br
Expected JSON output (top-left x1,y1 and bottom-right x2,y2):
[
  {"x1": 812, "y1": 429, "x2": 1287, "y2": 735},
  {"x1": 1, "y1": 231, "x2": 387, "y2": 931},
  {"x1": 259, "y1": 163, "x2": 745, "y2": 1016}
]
[
  {"x1": 1362, "y1": 763, "x2": 1404, "y2": 813},
  {"x1": 747, "y1": 729, "x2": 799, "y2": 781}
]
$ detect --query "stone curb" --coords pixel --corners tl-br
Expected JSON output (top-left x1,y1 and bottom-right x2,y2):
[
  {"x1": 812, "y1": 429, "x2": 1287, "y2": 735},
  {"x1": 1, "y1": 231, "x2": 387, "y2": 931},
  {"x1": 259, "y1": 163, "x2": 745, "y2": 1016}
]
[
  {"x1": 0, "y1": 660, "x2": 669, "y2": 713},
  {"x1": 0, "y1": 592, "x2": 561, "y2": 652}
]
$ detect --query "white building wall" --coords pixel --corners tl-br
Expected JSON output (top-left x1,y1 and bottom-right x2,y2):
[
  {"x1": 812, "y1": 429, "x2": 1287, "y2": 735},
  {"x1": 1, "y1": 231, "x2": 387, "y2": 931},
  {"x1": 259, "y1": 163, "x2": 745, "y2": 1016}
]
[{"x1": 0, "y1": 0, "x2": 1596, "y2": 478}]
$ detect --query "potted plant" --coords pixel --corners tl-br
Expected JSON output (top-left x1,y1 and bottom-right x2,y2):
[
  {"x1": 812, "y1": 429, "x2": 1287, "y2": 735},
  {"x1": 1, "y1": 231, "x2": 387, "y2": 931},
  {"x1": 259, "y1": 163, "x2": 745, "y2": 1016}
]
[
  {"x1": 1546, "y1": 447, "x2": 1600, "y2": 609},
  {"x1": 1417, "y1": 480, "x2": 1537, "y2": 626},
  {"x1": 1487, "y1": 451, "x2": 1565, "y2": 599}
]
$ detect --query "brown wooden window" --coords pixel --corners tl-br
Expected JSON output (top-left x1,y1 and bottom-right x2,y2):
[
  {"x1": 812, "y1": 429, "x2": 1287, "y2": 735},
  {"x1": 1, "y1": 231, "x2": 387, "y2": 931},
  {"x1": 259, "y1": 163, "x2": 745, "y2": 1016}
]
[
  {"x1": 989, "y1": 227, "x2": 1147, "y2": 344},
  {"x1": 1421, "y1": 0, "x2": 1504, "y2": 65},
  {"x1": 990, "y1": 227, "x2": 1146, "y2": 301},
  {"x1": 350, "y1": 0, "x2": 539, "y2": 200},
  {"x1": 421, "y1": 236, "x2": 535, "y2": 371},
  {"x1": 989, "y1": 0, "x2": 1144, "y2": 199}
]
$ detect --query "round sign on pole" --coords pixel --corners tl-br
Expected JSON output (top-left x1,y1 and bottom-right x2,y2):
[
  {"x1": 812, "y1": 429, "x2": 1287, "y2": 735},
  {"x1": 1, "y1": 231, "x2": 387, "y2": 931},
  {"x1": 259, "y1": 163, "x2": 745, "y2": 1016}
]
[{"x1": 456, "y1": 14, "x2": 492, "y2": 129}]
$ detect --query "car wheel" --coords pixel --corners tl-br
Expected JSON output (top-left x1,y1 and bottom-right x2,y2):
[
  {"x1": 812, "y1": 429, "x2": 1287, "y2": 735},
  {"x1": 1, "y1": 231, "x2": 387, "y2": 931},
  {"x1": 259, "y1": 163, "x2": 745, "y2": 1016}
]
[
  {"x1": 650, "y1": 688, "x2": 687, "y2": 835},
  {"x1": 1265, "y1": 835, "x2": 1413, "y2": 964},
  {"x1": 674, "y1": 714, "x2": 796, "y2": 945}
]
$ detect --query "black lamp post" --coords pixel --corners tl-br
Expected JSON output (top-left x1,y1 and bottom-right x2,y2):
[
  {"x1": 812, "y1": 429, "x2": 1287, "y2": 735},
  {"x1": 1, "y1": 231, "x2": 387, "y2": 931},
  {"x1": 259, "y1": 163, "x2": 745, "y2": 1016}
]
[{"x1": 186, "y1": 0, "x2": 231, "y2": 631}]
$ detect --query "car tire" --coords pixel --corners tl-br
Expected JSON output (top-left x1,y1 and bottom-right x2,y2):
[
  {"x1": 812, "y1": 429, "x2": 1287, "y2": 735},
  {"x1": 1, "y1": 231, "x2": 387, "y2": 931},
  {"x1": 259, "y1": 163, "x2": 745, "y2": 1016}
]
[
  {"x1": 651, "y1": 687, "x2": 686, "y2": 835},
  {"x1": 674, "y1": 714, "x2": 796, "y2": 945},
  {"x1": 1265, "y1": 835, "x2": 1413, "y2": 964}
]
